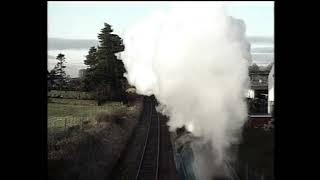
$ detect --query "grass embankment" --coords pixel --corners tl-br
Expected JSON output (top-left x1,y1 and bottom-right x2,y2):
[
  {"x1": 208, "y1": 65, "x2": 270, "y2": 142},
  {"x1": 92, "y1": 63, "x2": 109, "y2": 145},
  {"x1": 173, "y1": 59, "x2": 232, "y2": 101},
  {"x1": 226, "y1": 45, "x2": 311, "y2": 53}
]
[
  {"x1": 48, "y1": 96, "x2": 144, "y2": 180},
  {"x1": 48, "y1": 98, "x2": 123, "y2": 140},
  {"x1": 48, "y1": 99, "x2": 122, "y2": 129}
]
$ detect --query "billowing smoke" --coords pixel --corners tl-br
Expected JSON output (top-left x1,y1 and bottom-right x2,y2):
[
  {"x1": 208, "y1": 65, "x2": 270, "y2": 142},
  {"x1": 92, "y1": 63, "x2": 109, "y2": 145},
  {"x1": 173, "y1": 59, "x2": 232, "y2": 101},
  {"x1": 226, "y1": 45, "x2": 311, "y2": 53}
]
[{"x1": 122, "y1": 2, "x2": 251, "y2": 179}]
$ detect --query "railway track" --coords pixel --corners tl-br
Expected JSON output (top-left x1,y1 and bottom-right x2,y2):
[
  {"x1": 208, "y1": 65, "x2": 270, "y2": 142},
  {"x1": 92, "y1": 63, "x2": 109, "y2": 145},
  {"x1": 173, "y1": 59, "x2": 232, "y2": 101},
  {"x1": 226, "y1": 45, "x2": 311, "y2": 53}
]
[
  {"x1": 109, "y1": 96, "x2": 179, "y2": 180},
  {"x1": 136, "y1": 97, "x2": 160, "y2": 180},
  {"x1": 224, "y1": 160, "x2": 241, "y2": 180},
  {"x1": 134, "y1": 97, "x2": 240, "y2": 180}
]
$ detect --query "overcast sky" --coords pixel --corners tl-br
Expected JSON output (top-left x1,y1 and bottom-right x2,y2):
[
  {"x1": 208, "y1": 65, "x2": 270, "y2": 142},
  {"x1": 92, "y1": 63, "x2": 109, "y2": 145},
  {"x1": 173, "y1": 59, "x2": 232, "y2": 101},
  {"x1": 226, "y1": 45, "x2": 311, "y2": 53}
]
[{"x1": 48, "y1": 1, "x2": 274, "y2": 77}]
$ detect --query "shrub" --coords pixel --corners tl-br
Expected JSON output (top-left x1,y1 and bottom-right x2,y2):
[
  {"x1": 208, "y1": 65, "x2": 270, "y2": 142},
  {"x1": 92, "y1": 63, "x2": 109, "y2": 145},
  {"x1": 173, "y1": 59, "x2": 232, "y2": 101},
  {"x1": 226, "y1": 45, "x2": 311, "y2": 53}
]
[{"x1": 95, "y1": 107, "x2": 127, "y2": 126}]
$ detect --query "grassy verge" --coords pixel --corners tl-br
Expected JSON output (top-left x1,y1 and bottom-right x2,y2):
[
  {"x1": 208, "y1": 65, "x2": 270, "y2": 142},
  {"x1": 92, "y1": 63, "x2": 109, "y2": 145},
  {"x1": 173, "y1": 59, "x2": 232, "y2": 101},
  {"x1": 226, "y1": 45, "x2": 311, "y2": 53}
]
[
  {"x1": 48, "y1": 96, "x2": 144, "y2": 180},
  {"x1": 48, "y1": 99, "x2": 125, "y2": 130}
]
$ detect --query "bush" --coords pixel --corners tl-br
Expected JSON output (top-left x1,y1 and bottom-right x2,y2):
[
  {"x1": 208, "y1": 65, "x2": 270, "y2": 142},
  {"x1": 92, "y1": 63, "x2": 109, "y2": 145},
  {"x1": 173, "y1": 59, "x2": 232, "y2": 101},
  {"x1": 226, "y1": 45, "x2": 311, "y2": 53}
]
[
  {"x1": 126, "y1": 88, "x2": 141, "y2": 106},
  {"x1": 95, "y1": 107, "x2": 127, "y2": 126},
  {"x1": 94, "y1": 85, "x2": 113, "y2": 105}
]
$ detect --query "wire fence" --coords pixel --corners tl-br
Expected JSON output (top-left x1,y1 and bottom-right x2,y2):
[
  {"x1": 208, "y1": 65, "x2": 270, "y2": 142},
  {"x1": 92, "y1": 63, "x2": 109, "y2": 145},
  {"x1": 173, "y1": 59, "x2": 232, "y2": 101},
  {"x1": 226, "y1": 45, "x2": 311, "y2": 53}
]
[{"x1": 47, "y1": 105, "x2": 111, "y2": 155}]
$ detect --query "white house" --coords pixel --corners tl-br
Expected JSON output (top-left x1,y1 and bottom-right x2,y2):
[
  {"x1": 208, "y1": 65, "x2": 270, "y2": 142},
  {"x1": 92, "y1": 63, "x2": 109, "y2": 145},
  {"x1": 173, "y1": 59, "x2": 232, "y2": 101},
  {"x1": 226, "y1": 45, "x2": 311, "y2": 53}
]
[
  {"x1": 268, "y1": 64, "x2": 274, "y2": 114},
  {"x1": 246, "y1": 89, "x2": 255, "y2": 99}
]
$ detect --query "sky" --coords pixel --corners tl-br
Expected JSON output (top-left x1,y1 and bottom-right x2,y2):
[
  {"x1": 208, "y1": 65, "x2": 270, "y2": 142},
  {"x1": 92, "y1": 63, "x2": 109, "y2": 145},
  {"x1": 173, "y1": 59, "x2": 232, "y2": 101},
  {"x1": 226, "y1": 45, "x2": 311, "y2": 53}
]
[{"x1": 48, "y1": 1, "x2": 274, "y2": 77}]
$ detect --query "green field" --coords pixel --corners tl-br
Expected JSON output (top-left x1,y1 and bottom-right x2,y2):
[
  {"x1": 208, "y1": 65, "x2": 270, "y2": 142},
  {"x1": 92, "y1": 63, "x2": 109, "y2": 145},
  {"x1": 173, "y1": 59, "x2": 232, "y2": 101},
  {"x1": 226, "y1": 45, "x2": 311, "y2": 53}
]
[{"x1": 48, "y1": 98, "x2": 124, "y2": 131}]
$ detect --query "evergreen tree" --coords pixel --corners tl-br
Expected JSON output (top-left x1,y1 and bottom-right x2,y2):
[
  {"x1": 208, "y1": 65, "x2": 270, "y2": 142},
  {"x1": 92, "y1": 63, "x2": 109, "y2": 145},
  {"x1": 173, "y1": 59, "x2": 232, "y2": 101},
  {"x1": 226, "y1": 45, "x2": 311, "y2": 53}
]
[
  {"x1": 51, "y1": 53, "x2": 67, "y2": 90},
  {"x1": 83, "y1": 23, "x2": 127, "y2": 103},
  {"x1": 84, "y1": 46, "x2": 98, "y2": 68}
]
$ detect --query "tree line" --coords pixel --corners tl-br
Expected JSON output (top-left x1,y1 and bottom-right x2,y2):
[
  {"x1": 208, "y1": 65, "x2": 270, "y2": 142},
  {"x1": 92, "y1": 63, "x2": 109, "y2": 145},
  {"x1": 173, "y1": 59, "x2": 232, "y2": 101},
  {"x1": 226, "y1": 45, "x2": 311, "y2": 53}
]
[{"x1": 48, "y1": 23, "x2": 129, "y2": 105}]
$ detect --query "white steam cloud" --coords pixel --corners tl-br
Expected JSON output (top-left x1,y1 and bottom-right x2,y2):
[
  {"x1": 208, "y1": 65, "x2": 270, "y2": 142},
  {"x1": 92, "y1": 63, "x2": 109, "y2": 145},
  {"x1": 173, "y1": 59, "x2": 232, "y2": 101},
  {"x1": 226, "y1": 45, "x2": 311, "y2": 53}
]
[{"x1": 122, "y1": 3, "x2": 251, "y2": 179}]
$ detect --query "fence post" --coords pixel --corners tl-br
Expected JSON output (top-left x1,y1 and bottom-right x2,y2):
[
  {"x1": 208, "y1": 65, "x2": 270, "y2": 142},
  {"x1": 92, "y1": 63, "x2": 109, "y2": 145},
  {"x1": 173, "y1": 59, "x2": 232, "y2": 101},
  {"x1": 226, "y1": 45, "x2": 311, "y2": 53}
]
[
  {"x1": 65, "y1": 118, "x2": 67, "y2": 131},
  {"x1": 80, "y1": 116, "x2": 83, "y2": 128}
]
